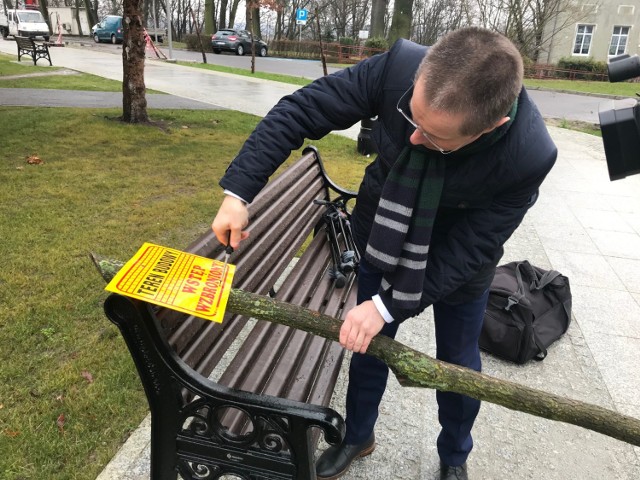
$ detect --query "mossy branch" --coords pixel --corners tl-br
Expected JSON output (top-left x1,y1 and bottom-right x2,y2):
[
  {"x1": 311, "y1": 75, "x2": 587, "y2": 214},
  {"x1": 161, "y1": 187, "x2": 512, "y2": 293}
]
[{"x1": 90, "y1": 253, "x2": 640, "y2": 448}]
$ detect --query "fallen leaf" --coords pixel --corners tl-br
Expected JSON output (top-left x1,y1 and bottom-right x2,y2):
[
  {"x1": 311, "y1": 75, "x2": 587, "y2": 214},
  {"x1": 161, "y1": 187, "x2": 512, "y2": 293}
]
[
  {"x1": 81, "y1": 370, "x2": 94, "y2": 383},
  {"x1": 26, "y1": 155, "x2": 43, "y2": 165},
  {"x1": 55, "y1": 394, "x2": 64, "y2": 402},
  {"x1": 3, "y1": 429, "x2": 20, "y2": 438},
  {"x1": 57, "y1": 413, "x2": 65, "y2": 433},
  {"x1": 16, "y1": 166, "x2": 24, "y2": 170},
  {"x1": 181, "y1": 125, "x2": 189, "y2": 129}
]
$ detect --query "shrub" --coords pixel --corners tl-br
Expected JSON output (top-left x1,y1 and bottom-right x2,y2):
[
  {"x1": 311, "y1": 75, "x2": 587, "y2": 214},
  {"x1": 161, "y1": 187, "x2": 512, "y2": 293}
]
[
  {"x1": 557, "y1": 57, "x2": 608, "y2": 80},
  {"x1": 184, "y1": 34, "x2": 213, "y2": 53},
  {"x1": 364, "y1": 36, "x2": 388, "y2": 51}
]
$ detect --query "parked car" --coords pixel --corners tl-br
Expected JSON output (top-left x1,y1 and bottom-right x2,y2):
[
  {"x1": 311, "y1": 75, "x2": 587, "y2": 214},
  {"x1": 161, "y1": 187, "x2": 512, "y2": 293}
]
[
  {"x1": 211, "y1": 29, "x2": 268, "y2": 57},
  {"x1": 93, "y1": 15, "x2": 123, "y2": 44}
]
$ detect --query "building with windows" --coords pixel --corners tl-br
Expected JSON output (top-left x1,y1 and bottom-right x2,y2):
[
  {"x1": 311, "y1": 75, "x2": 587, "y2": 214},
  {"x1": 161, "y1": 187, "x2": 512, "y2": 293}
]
[{"x1": 540, "y1": 1, "x2": 639, "y2": 64}]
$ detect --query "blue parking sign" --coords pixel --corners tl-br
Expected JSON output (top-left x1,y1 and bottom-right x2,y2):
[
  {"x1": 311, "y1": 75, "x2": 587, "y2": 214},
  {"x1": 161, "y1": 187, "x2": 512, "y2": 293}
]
[{"x1": 296, "y1": 9, "x2": 308, "y2": 23}]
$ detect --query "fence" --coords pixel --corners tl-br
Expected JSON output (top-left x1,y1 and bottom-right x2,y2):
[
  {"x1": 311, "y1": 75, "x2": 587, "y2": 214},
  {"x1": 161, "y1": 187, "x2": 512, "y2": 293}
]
[
  {"x1": 525, "y1": 64, "x2": 609, "y2": 82},
  {"x1": 267, "y1": 39, "x2": 387, "y2": 64}
]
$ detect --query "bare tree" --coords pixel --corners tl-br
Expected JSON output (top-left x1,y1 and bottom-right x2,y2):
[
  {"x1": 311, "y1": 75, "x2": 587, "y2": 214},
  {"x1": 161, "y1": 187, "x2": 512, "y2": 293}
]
[{"x1": 412, "y1": 0, "x2": 467, "y2": 46}]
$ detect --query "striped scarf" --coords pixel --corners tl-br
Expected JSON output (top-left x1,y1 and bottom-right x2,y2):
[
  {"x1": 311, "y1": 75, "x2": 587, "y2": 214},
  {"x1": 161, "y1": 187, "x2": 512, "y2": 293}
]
[{"x1": 364, "y1": 146, "x2": 445, "y2": 310}]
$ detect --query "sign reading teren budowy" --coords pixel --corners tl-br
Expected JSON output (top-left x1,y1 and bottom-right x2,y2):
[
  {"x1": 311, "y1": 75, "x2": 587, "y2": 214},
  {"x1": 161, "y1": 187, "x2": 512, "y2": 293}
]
[{"x1": 105, "y1": 243, "x2": 235, "y2": 323}]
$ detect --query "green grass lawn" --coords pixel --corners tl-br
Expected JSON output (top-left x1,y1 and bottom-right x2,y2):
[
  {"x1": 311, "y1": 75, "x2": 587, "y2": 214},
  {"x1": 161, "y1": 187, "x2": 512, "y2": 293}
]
[
  {"x1": 0, "y1": 52, "x2": 62, "y2": 75},
  {"x1": 523, "y1": 77, "x2": 640, "y2": 97},
  {"x1": 181, "y1": 60, "x2": 313, "y2": 86},
  {"x1": 0, "y1": 106, "x2": 365, "y2": 480}
]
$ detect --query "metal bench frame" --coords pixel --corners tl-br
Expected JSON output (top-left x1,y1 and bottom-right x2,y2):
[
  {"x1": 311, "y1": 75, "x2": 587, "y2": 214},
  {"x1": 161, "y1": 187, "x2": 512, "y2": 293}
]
[
  {"x1": 104, "y1": 146, "x2": 359, "y2": 480},
  {"x1": 15, "y1": 35, "x2": 52, "y2": 66}
]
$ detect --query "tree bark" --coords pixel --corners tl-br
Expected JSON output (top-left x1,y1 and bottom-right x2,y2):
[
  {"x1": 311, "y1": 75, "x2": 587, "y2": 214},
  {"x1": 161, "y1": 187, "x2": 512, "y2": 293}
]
[
  {"x1": 39, "y1": 0, "x2": 52, "y2": 35},
  {"x1": 74, "y1": 0, "x2": 84, "y2": 36},
  {"x1": 370, "y1": 0, "x2": 387, "y2": 38},
  {"x1": 205, "y1": 0, "x2": 216, "y2": 35},
  {"x1": 387, "y1": 0, "x2": 413, "y2": 44},
  {"x1": 91, "y1": 254, "x2": 640, "y2": 448},
  {"x1": 122, "y1": 0, "x2": 149, "y2": 123},
  {"x1": 83, "y1": 0, "x2": 97, "y2": 32}
]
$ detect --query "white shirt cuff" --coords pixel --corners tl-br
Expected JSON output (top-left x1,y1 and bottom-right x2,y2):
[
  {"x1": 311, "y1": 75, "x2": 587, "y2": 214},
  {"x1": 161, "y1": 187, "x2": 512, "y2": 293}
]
[
  {"x1": 223, "y1": 190, "x2": 249, "y2": 205},
  {"x1": 372, "y1": 294, "x2": 394, "y2": 323}
]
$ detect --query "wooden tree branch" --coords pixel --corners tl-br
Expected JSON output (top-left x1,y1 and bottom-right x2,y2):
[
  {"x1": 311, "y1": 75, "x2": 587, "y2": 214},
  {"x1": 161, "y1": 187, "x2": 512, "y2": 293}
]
[{"x1": 91, "y1": 253, "x2": 640, "y2": 448}]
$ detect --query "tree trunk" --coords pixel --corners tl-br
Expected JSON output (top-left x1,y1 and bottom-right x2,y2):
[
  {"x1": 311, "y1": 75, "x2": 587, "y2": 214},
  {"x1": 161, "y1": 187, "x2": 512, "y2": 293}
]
[
  {"x1": 122, "y1": 0, "x2": 149, "y2": 123},
  {"x1": 205, "y1": 0, "x2": 216, "y2": 35},
  {"x1": 39, "y1": 0, "x2": 52, "y2": 35},
  {"x1": 83, "y1": 0, "x2": 97, "y2": 31},
  {"x1": 228, "y1": 0, "x2": 242, "y2": 29},
  {"x1": 74, "y1": 0, "x2": 84, "y2": 36},
  {"x1": 387, "y1": 0, "x2": 413, "y2": 45},
  {"x1": 370, "y1": 0, "x2": 387, "y2": 38},
  {"x1": 91, "y1": 254, "x2": 640, "y2": 448},
  {"x1": 218, "y1": 0, "x2": 228, "y2": 30}
]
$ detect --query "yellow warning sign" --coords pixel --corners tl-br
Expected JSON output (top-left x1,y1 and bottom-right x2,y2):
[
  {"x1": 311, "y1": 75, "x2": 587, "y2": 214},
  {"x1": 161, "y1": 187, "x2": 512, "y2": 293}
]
[{"x1": 105, "y1": 242, "x2": 235, "y2": 323}]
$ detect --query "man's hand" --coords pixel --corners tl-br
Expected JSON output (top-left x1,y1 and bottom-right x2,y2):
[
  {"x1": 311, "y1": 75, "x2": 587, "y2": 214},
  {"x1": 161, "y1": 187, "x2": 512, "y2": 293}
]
[
  {"x1": 212, "y1": 196, "x2": 250, "y2": 249},
  {"x1": 340, "y1": 300, "x2": 386, "y2": 354}
]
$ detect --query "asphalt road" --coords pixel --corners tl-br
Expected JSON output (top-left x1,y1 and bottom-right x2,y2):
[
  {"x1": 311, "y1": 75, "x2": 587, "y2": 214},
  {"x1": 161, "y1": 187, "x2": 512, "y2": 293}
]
[{"x1": 64, "y1": 36, "x2": 343, "y2": 80}]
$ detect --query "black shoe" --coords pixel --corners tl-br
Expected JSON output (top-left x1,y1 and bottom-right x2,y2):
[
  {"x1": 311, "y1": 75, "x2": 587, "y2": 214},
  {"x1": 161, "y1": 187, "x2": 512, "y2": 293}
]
[
  {"x1": 315, "y1": 433, "x2": 375, "y2": 480},
  {"x1": 439, "y1": 460, "x2": 468, "y2": 480}
]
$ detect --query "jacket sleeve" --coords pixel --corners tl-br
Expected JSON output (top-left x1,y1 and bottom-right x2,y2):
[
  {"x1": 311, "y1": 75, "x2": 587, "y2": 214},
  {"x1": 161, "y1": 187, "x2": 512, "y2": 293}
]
[
  {"x1": 380, "y1": 148, "x2": 558, "y2": 322},
  {"x1": 219, "y1": 53, "x2": 391, "y2": 203}
]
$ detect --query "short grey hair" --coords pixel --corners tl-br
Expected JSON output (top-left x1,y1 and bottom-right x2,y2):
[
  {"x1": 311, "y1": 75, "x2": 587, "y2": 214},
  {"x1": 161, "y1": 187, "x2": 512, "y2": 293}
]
[{"x1": 416, "y1": 27, "x2": 524, "y2": 136}]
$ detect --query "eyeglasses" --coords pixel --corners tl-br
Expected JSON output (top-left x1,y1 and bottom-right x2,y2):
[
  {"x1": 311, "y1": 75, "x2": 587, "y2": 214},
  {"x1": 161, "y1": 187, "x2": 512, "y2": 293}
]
[{"x1": 396, "y1": 86, "x2": 455, "y2": 155}]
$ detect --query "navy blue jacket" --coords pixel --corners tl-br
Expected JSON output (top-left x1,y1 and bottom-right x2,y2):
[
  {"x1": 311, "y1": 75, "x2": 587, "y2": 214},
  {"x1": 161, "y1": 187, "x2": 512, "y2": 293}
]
[{"x1": 220, "y1": 39, "x2": 557, "y2": 322}]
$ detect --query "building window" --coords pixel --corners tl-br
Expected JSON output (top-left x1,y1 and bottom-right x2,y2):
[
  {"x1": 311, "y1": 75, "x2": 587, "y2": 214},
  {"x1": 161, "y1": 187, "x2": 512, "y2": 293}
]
[
  {"x1": 609, "y1": 26, "x2": 630, "y2": 56},
  {"x1": 573, "y1": 24, "x2": 595, "y2": 55}
]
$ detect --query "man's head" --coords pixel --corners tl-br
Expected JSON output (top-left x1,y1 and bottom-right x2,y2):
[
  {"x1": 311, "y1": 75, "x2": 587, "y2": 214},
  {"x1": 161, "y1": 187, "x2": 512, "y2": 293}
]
[{"x1": 406, "y1": 27, "x2": 523, "y2": 152}]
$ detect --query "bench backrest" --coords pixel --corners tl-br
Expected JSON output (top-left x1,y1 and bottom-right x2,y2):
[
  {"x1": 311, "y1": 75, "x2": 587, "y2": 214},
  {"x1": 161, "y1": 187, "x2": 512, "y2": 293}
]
[
  {"x1": 15, "y1": 36, "x2": 34, "y2": 49},
  {"x1": 155, "y1": 147, "x2": 357, "y2": 401}
]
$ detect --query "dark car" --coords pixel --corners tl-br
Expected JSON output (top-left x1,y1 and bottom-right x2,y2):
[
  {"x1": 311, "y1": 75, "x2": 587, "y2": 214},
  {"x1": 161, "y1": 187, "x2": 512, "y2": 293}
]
[
  {"x1": 211, "y1": 29, "x2": 268, "y2": 57},
  {"x1": 93, "y1": 15, "x2": 124, "y2": 44}
]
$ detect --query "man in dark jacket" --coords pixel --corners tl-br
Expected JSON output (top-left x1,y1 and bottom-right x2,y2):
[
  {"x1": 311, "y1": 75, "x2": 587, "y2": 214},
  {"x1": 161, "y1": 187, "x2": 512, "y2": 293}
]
[{"x1": 213, "y1": 27, "x2": 557, "y2": 480}]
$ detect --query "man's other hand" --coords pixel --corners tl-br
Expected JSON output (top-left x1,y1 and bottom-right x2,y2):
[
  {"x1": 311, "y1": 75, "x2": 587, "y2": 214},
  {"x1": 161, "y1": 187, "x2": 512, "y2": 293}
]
[
  {"x1": 212, "y1": 196, "x2": 250, "y2": 249},
  {"x1": 340, "y1": 301, "x2": 386, "y2": 353}
]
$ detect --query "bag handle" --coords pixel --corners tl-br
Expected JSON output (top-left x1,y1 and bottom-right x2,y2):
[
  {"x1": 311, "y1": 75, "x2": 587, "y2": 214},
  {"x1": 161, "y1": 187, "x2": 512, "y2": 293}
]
[
  {"x1": 519, "y1": 261, "x2": 563, "y2": 290},
  {"x1": 506, "y1": 262, "x2": 562, "y2": 310},
  {"x1": 531, "y1": 269, "x2": 562, "y2": 290},
  {"x1": 505, "y1": 263, "x2": 528, "y2": 310}
]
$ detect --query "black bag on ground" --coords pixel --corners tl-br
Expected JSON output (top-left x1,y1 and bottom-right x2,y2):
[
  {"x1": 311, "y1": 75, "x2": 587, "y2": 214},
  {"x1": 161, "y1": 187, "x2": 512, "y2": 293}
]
[{"x1": 480, "y1": 260, "x2": 572, "y2": 364}]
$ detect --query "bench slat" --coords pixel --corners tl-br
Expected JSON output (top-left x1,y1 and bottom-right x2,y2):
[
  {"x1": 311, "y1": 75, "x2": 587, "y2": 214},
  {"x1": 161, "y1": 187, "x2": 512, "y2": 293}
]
[{"x1": 164, "y1": 160, "x2": 329, "y2": 374}]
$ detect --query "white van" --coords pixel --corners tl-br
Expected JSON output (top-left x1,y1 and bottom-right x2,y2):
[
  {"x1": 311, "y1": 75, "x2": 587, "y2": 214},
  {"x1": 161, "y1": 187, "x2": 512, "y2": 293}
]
[{"x1": 6, "y1": 9, "x2": 50, "y2": 41}]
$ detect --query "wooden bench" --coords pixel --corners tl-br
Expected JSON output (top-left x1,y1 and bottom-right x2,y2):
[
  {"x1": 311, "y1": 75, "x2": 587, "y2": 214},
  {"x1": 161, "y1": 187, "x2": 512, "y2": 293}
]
[
  {"x1": 15, "y1": 36, "x2": 52, "y2": 66},
  {"x1": 103, "y1": 146, "x2": 359, "y2": 480}
]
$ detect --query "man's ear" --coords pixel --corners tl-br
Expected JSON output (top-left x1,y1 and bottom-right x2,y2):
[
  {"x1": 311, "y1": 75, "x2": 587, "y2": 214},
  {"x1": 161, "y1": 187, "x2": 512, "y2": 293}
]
[
  {"x1": 495, "y1": 116, "x2": 510, "y2": 129},
  {"x1": 480, "y1": 116, "x2": 510, "y2": 135}
]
